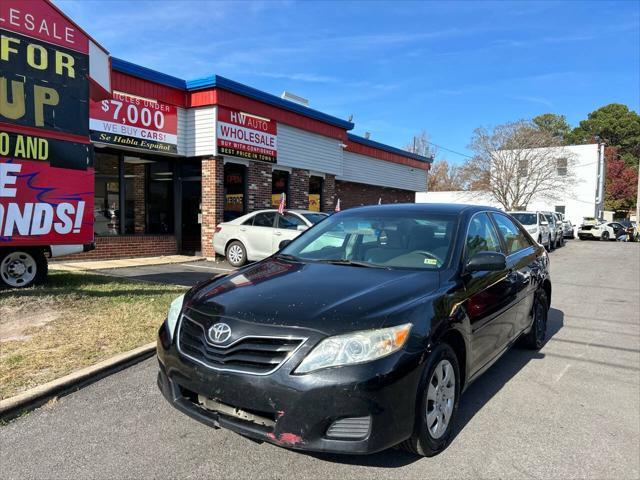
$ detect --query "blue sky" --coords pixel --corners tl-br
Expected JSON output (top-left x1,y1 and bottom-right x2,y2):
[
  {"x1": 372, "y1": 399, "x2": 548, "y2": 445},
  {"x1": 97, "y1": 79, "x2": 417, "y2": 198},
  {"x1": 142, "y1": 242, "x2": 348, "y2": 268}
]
[{"x1": 59, "y1": 0, "x2": 639, "y2": 163}]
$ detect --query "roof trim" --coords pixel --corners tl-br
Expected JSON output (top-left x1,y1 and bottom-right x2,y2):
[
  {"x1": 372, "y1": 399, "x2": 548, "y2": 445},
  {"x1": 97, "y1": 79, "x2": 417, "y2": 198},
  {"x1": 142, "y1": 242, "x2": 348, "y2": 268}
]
[
  {"x1": 187, "y1": 75, "x2": 355, "y2": 130},
  {"x1": 111, "y1": 57, "x2": 187, "y2": 90},
  {"x1": 347, "y1": 134, "x2": 433, "y2": 163}
]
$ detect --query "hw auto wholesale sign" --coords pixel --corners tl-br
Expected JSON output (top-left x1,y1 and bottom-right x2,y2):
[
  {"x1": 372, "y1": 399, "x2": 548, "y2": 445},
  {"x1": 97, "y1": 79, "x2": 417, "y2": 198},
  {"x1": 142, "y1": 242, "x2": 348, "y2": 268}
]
[
  {"x1": 217, "y1": 107, "x2": 277, "y2": 163},
  {"x1": 90, "y1": 92, "x2": 178, "y2": 154},
  {"x1": 0, "y1": 0, "x2": 94, "y2": 246}
]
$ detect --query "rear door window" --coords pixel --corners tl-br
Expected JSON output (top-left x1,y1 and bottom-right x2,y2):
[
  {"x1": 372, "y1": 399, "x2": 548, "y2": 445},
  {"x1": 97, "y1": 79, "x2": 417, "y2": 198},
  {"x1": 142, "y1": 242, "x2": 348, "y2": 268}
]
[
  {"x1": 253, "y1": 212, "x2": 276, "y2": 228},
  {"x1": 465, "y1": 213, "x2": 503, "y2": 260}
]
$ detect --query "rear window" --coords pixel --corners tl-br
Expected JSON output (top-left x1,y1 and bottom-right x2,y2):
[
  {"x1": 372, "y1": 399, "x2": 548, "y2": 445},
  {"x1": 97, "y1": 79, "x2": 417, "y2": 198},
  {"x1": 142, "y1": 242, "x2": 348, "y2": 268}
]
[{"x1": 510, "y1": 213, "x2": 537, "y2": 225}]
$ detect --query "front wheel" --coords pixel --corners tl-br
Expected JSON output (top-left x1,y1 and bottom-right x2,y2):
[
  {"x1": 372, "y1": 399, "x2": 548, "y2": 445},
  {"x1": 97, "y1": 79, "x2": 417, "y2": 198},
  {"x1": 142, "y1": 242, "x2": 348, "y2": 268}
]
[
  {"x1": 600, "y1": 231, "x2": 610, "y2": 241},
  {"x1": 0, "y1": 249, "x2": 48, "y2": 289},
  {"x1": 400, "y1": 343, "x2": 460, "y2": 457}
]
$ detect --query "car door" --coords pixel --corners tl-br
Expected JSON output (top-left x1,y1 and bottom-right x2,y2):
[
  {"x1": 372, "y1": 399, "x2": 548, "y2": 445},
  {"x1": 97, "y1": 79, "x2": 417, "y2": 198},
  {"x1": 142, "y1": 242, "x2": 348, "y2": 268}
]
[
  {"x1": 491, "y1": 212, "x2": 539, "y2": 339},
  {"x1": 272, "y1": 213, "x2": 307, "y2": 253},
  {"x1": 463, "y1": 212, "x2": 518, "y2": 375},
  {"x1": 243, "y1": 212, "x2": 277, "y2": 260},
  {"x1": 609, "y1": 222, "x2": 625, "y2": 239}
]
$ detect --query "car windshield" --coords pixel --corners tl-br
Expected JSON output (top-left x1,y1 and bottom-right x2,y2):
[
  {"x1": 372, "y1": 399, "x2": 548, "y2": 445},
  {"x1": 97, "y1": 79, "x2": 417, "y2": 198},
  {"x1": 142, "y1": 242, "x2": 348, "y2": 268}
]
[
  {"x1": 279, "y1": 210, "x2": 457, "y2": 270},
  {"x1": 511, "y1": 213, "x2": 537, "y2": 225},
  {"x1": 301, "y1": 213, "x2": 328, "y2": 224}
]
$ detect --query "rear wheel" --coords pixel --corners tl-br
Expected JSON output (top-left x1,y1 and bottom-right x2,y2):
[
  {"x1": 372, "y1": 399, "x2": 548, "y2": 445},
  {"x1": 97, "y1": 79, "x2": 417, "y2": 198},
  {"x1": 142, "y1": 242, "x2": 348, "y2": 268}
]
[
  {"x1": 226, "y1": 241, "x2": 247, "y2": 267},
  {"x1": 522, "y1": 290, "x2": 548, "y2": 350},
  {"x1": 400, "y1": 343, "x2": 460, "y2": 457},
  {"x1": 0, "y1": 249, "x2": 48, "y2": 289},
  {"x1": 600, "y1": 231, "x2": 610, "y2": 241}
]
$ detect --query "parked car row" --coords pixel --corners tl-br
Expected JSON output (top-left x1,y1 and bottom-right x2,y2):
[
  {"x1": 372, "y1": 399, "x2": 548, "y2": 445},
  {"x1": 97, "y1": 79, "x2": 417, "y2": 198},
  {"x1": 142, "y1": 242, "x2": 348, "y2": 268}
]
[{"x1": 508, "y1": 210, "x2": 573, "y2": 251}]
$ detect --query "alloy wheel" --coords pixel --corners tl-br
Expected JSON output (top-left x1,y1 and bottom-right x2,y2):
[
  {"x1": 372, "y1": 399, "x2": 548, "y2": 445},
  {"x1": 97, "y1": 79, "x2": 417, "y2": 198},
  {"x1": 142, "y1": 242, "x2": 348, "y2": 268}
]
[
  {"x1": 425, "y1": 359, "x2": 455, "y2": 439},
  {"x1": 227, "y1": 244, "x2": 244, "y2": 264}
]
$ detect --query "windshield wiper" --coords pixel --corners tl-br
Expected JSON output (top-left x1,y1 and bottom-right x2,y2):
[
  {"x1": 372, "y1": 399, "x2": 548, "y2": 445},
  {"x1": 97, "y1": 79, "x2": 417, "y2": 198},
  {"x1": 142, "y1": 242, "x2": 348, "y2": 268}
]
[
  {"x1": 274, "y1": 253, "x2": 301, "y2": 261},
  {"x1": 317, "y1": 259, "x2": 386, "y2": 268}
]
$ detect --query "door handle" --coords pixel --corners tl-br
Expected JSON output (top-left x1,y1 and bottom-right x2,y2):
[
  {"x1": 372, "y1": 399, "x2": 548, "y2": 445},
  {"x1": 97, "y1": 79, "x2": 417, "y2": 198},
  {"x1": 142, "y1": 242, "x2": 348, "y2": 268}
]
[
  {"x1": 240, "y1": 227, "x2": 247, "y2": 232},
  {"x1": 274, "y1": 231, "x2": 282, "y2": 236}
]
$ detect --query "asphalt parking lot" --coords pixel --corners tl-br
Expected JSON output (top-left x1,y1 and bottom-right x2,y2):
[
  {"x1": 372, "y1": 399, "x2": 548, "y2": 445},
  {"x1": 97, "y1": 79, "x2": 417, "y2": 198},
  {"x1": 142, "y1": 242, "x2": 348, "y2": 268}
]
[
  {"x1": 1, "y1": 241, "x2": 639, "y2": 479},
  {"x1": 94, "y1": 259, "x2": 236, "y2": 286}
]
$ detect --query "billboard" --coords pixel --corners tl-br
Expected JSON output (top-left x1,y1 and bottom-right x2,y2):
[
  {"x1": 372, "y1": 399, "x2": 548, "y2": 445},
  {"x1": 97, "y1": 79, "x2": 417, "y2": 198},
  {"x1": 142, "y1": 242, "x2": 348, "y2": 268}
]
[
  {"x1": 217, "y1": 107, "x2": 277, "y2": 163},
  {"x1": 90, "y1": 92, "x2": 178, "y2": 154},
  {"x1": 0, "y1": 1, "x2": 97, "y2": 246}
]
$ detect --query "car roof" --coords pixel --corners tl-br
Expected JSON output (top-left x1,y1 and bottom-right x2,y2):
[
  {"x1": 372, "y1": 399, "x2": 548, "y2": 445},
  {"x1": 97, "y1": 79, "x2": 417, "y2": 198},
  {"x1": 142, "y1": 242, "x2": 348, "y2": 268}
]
[
  {"x1": 246, "y1": 209, "x2": 326, "y2": 215},
  {"x1": 344, "y1": 203, "x2": 503, "y2": 216}
]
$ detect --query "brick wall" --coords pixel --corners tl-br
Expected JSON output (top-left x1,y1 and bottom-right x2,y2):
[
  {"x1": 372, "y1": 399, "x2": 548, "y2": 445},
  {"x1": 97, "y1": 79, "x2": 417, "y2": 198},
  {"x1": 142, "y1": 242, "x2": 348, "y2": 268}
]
[
  {"x1": 247, "y1": 162, "x2": 273, "y2": 211},
  {"x1": 335, "y1": 180, "x2": 415, "y2": 209},
  {"x1": 63, "y1": 235, "x2": 177, "y2": 261},
  {"x1": 322, "y1": 174, "x2": 337, "y2": 212},
  {"x1": 201, "y1": 157, "x2": 224, "y2": 257},
  {"x1": 289, "y1": 168, "x2": 310, "y2": 209},
  {"x1": 133, "y1": 164, "x2": 146, "y2": 234}
]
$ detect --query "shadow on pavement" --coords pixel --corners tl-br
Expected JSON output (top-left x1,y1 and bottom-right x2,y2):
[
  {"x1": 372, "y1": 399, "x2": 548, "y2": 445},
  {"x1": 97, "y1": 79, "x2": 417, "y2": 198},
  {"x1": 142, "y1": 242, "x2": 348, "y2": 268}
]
[
  {"x1": 307, "y1": 308, "x2": 564, "y2": 468},
  {"x1": 98, "y1": 271, "x2": 217, "y2": 287}
]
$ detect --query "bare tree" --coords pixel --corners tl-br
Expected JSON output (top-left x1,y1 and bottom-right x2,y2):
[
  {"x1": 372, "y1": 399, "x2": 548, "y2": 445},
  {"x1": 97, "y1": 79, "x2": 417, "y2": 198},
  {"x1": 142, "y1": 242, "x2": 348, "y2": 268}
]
[
  {"x1": 467, "y1": 120, "x2": 576, "y2": 210},
  {"x1": 427, "y1": 159, "x2": 464, "y2": 191},
  {"x1": 405, "y1": 130, "x2": 437, "y2": 159}
]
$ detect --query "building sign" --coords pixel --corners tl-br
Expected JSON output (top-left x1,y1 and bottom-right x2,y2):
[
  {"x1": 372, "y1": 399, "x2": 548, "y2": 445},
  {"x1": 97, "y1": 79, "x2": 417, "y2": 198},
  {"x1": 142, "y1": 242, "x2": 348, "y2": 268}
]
[
  {"x1": 217, "y1": 107, "x2": 277, "y2": 163},
  {"x1": 90, "y1": 92, "x2": 178, "y2": 154},
  {"x1": 1, "y1": 0, "x2": 96, "y2": 246}
]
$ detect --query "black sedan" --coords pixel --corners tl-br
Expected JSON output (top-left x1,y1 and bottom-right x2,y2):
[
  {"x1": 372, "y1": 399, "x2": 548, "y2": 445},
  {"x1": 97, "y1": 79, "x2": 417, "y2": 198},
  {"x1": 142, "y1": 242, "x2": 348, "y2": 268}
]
[{"x1": 157, "y1": 204, "x2": 551, "y2": 456}]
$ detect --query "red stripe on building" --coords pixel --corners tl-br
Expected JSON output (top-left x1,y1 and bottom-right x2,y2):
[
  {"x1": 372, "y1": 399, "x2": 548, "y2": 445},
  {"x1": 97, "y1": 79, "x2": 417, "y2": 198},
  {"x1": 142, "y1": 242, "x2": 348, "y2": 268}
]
[
  {"x1": 0, "y1": 122, "x2": 91, "y2": 144},
  {"x1": 190, "y1": 89, "x2": 348, "y2": 141},
  {"x1": 112, "y1": 71, "x2": 187, "y2": 107},
  {"x1": 345, "y1": 141, "x2": 430, "y2": 170}
]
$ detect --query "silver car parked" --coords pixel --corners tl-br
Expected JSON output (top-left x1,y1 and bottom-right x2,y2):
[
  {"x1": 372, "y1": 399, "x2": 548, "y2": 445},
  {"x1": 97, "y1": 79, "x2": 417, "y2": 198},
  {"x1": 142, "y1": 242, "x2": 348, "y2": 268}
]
[
  {"x1": 213, "y1": 209, "x2": 328, "y2": 266},
  {"x1": 509, "y1": 211, "x2": 552, "y2": 250}
]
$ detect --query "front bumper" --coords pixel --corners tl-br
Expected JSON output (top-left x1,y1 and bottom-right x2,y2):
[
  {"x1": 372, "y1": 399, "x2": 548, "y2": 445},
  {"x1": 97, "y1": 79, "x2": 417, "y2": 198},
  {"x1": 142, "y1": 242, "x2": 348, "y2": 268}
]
[{"x1": 157, "y1": 322, "x2": 423, "y2": 454}]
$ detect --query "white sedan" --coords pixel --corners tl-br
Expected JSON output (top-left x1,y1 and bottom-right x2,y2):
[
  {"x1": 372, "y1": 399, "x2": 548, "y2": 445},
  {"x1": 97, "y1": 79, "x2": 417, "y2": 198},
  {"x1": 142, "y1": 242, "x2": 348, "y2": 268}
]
[{"x1": 213, "y1": 209, "x2": 328, "y2": 266}]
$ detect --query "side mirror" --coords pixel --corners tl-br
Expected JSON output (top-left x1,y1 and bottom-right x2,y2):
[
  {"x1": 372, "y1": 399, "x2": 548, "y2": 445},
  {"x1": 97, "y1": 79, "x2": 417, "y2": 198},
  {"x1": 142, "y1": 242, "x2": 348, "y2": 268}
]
[
  {"x1": 465, "y1": 252, "x2": 507, "y2": 272},
  {"x1": 296, "y1": 225, "x2": 309, "y2": 232},
  {"x1": 279, "y1": 239, "x2": 292, "y2": 250}
]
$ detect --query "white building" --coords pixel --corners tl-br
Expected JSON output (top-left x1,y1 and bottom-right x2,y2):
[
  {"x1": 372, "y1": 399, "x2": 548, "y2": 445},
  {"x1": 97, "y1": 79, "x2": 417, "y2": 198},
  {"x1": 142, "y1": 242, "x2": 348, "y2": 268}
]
[{"x1": 417, "y1": 143, "x2": 605, "y2": 227}]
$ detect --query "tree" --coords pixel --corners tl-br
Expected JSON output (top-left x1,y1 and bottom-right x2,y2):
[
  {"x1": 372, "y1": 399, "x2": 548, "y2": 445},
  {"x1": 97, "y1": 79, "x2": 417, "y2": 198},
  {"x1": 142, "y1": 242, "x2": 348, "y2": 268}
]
[
  {"x1": 405, "y1": 130, "x2": 437, "y2": 159},
  {"x1": 532, "y1": 113, "x2": 571, "y2": 142},
  {"x1": 566, "y1": 104, "x2": 640, "y2": 167},
  {"x1": 604, "y1": 147, "x2": 638, "y2": 212},
  {"x1": 467, "y1": 120, "x2": 577, "y2": 210},
  {"x1": 427, "y1": 160, "x2": 463, "y2": 191}
]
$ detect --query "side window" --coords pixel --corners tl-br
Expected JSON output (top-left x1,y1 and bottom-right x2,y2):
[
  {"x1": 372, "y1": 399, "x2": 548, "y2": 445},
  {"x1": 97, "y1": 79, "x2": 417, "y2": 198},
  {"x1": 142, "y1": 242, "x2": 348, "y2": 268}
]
[
  {"x1": 253, "y1": 212, "x2": 276, "y2": 228},
  {"x1": 492, "y1": 213, "x2": 532, "y2": 254},
  {"x1": 242, "y1": 217, "x2": 254, "y2": 226},
  {"x1": 278, "y1": 213, "x2": 304, "y2": 230},
  {"x1": 465, "y1": 213, "x2": 502, "y2": 260}
]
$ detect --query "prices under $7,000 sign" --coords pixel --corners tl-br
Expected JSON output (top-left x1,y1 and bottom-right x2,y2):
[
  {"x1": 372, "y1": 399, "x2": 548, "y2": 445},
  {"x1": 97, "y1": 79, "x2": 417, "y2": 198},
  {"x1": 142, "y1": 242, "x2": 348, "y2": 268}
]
[
  {"x1": 217, "y1": 107, "x2": 277, "y2": 163},
  {"x1": 90, "y1": 92, "x2": 178, "y2": 154}
]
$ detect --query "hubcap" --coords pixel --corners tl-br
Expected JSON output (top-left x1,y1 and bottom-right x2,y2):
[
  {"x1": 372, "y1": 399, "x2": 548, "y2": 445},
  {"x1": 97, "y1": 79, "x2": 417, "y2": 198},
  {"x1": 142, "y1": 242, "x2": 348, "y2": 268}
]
[
  {"x1": 228, "y1": 245, "x2": 243, "y2": 264},
  {"x1": 1, "y1": 252, "x2": 37, "y2": 287},
  {"x1": 426, "y1": 359, "x2": 455, "y2": 439}
]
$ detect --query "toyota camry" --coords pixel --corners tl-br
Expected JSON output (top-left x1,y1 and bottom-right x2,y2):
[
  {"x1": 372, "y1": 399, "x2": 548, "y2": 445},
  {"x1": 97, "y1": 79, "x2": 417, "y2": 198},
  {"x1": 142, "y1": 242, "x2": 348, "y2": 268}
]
[{"x1": 157, "y1": 204, "x2": 551, "y2": 456}]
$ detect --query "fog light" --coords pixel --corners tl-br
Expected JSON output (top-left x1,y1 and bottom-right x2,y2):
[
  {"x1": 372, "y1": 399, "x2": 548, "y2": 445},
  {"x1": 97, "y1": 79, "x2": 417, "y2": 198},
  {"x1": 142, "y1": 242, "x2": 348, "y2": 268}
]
[{"x1": 326, "y1": 416, "x2": 371, "y2": 440}]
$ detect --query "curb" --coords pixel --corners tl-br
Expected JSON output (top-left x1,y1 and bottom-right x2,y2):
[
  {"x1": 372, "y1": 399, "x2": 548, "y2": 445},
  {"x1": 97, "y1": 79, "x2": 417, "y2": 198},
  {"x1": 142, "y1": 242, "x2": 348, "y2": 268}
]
[{"x1": 0, "y1": 342, "x2": 157, "y2": 422}]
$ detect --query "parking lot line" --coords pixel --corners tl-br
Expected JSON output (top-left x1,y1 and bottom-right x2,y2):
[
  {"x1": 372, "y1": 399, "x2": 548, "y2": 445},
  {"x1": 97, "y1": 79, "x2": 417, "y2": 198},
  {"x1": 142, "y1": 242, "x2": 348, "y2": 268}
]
[{"x1": 180, "y1": 263, "x2": 235, "y2": 272}]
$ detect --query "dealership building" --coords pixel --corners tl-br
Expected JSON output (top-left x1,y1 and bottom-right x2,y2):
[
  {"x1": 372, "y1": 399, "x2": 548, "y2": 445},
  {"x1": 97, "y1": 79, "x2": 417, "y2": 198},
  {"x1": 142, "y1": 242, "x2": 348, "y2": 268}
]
[{"x1": 81, "y1": 57, "x2": 431, "y2": 259}]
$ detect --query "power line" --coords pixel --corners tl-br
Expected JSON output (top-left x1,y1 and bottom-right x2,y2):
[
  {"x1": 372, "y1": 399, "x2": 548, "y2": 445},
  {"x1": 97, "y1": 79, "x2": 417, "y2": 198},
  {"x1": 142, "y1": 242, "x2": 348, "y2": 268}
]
[{"x1": 426, "y1": 141, "x2": 475, "y2": 160}]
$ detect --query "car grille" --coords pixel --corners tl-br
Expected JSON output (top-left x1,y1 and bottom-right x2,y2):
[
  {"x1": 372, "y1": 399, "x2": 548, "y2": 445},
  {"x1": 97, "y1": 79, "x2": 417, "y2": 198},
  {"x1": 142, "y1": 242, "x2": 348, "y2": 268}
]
[{"x1": 177, "y1": 314, "x2": 305, "y2": 375}]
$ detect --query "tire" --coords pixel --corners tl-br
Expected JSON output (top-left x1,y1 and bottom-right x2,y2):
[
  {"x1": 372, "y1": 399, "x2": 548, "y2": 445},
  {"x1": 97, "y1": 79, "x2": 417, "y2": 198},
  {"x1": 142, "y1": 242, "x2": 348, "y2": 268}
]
[
  {"x1": 600, "y1": 231, "x2": 610, "y2": 241},
  {"x1": 225, "y1": 241, "x2": 247, "y2": 267},
  {"x1": 522, "y1": 290, "x2": 549, "y2": 350},
  {"x1": 400, "y1": 343, "x2": 460, "y2": 457},
  {"x1": 0, "y1": 249, "x2": 48, "y2": 289}
]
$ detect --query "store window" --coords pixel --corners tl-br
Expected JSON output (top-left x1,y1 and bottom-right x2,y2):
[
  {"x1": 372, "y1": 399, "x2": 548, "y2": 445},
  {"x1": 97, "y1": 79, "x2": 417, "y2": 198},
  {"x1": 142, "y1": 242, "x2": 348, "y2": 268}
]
[
  {"x1": 272, "y1": 170, "x2": 289, "y2": 208},
  {"x1": 94, "y1": 152, "x2": 120, "y2": 235},
  {"x1": 224, "y1": 163, "x2": 247, "y2": 222},
  {"x1": 148, "y1": 161, "x2": 174, "y2": 233},
  {"x1": 93, "y1": 151, "x2": 175, "y2": 235},
  {"x1": 309, "y1": 175, "x2": 323, "y2": 212}
]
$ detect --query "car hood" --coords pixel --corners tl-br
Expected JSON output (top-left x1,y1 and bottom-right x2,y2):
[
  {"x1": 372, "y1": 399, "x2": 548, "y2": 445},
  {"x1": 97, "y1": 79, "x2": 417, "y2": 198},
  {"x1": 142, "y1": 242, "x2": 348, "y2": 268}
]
[{"x1": 186, "y1": 258, "x2": 440, "y2": 335}]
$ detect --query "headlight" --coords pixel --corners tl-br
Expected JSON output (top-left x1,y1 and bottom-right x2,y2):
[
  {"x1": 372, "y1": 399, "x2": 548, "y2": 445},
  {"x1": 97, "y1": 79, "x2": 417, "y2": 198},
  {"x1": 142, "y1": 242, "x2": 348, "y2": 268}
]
[
  {"x1": 166, "y1": 294, "x2": 185, "y2": 338},
  {"x1": 295, "y1": 323, "x2": 412, "y2": 374}
]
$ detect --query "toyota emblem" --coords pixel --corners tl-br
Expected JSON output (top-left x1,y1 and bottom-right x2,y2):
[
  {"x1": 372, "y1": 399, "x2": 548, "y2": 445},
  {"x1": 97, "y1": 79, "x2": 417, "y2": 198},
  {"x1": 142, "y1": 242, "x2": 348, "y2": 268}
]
[{"x1": 208, "y1": 323, "x2": 232, "y2": 344}]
